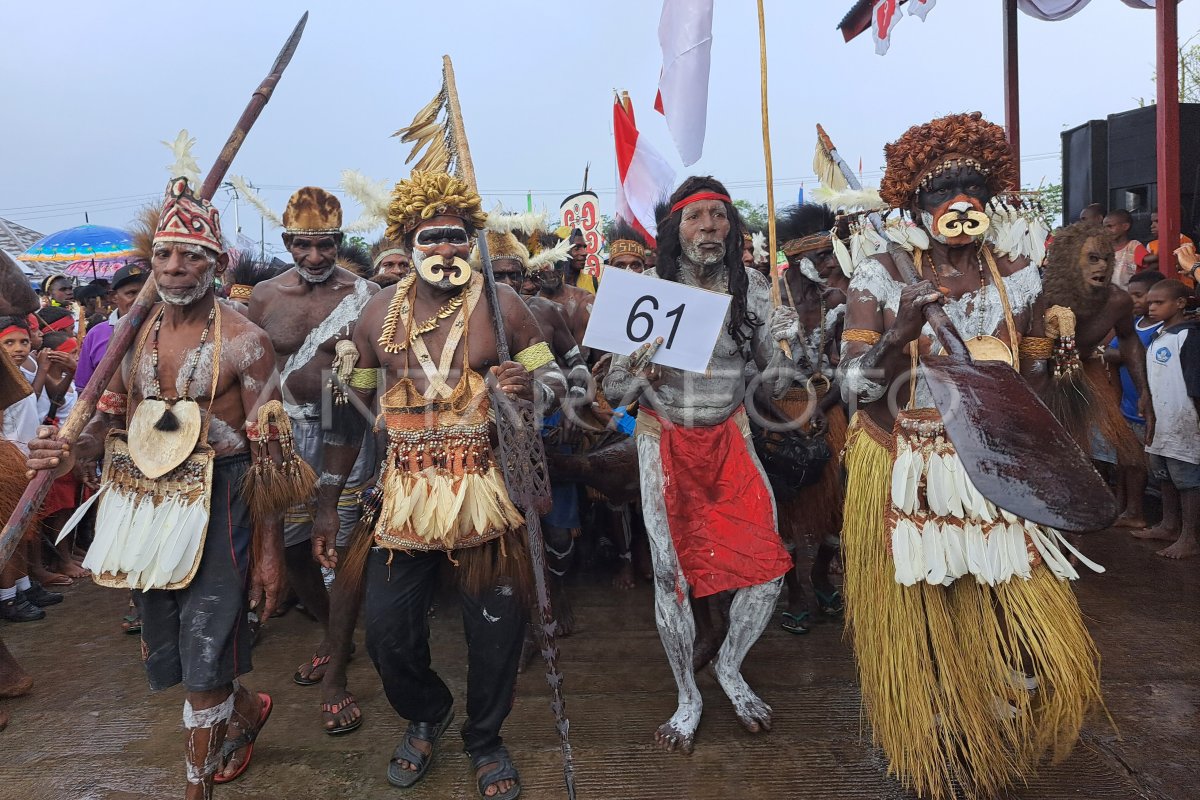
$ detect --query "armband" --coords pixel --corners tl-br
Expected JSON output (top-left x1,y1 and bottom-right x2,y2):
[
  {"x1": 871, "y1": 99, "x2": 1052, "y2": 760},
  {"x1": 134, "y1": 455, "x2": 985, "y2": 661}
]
[
  {"x1": 842, "y1": 328, "x2": 882, "y2": 347},
  {"x1": 1018, "y1": 336, "x2": 1054, "y2": 361},
  {"x1": 348, "y1": 367, "x2": 379, "y2": 390},
  {"x1": 514, "y1": 341, "x2": 555, "y2": 373},
  {"x1": 242, "y1": 400, "x2": 318, "y2": 522},
  {"x1": 97, "y1": 390, "x2": 128, "y2": 417}
]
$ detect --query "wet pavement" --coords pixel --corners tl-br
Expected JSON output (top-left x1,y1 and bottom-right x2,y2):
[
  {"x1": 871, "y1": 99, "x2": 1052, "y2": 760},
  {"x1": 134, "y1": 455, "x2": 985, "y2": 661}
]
[{"x1": 0, "y1": 525, "x2": 1195, "y2": 800}]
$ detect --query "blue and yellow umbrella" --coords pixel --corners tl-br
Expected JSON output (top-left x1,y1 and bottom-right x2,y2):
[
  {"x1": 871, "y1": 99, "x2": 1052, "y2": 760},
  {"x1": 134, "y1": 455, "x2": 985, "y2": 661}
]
[{"x1": 22, "y1": 224, "x2": 135, "y2": 263}]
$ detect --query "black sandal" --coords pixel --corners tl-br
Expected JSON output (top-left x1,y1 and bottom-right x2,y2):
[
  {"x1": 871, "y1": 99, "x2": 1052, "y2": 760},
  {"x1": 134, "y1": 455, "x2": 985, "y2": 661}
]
[
  {"x1": 471, "y1": 745, "x2": 521, "y2": 800},
  {"x1": 387, "y1": 706, "x2": 455, "y2": 788}
]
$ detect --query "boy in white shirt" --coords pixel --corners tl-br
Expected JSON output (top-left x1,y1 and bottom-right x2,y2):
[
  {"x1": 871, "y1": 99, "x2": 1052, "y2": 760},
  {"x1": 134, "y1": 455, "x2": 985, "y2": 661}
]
[{"x1": 1142, "y1": 280, "x2": 1200, "y2": 558}]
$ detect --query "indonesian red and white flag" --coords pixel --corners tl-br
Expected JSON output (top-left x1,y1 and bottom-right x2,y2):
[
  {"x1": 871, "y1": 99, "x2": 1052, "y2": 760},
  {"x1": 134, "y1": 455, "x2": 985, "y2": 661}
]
[
  {"x1": 655, "y1": 0, "x2": 714, "y2": 166},
  {"x1": 872, "y1": 0, "x2": 902, "y2": 55},
  {"x1": 614, "y1": 95, "x2": 675, "y2": 246}
]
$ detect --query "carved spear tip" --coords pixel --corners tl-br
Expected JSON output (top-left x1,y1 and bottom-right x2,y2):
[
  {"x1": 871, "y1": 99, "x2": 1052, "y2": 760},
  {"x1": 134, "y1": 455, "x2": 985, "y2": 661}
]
[{"x1": 269, "y1": 11, "x2": 309, "y2": 76}]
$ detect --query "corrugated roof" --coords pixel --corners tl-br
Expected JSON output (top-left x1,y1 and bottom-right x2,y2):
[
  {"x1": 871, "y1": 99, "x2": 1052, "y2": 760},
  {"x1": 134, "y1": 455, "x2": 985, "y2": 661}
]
[{"x1": 0, "y1": 216, "x2": 58, "y2": 279}]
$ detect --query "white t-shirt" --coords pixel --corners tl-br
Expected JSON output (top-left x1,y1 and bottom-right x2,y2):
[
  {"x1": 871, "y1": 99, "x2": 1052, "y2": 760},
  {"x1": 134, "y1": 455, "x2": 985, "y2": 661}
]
[
  {"x1": 1146, "y1": 321, "x2": 1200, "y2": 465},
  {"x1": 2, "y1": 392, "x2": 39, "y2": 456}
]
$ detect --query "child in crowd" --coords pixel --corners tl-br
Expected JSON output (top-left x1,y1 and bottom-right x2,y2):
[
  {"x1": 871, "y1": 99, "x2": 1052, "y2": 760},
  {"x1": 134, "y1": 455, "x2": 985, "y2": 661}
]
[
  {"x1": 1139, "y1": 280, "x2": 1200, "y2": 559},
  {"x1": 0, "y1": 316, "x2": 63, "y2": 621},
  {"x1": 1107, "y1": 271, "x2": 1165, "y2": 528}
]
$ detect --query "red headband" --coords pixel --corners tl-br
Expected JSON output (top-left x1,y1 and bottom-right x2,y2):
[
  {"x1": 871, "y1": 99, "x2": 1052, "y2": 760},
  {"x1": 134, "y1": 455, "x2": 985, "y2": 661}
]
[
  {"x1": 0, "y1": 325, "x2": 28, "y2": 340},
  {"x1": 670, "y1": 191, "x2": 732, "y2": 216},
  {"x1": 26, "y1": 313, "x2": 39, "y2": 331},
  {"x1": 42, "y1": 315, "x2": 74, "y2": 334},
  {"x1": 54, "y1": 337, "x2": 79, "y2": 354}
]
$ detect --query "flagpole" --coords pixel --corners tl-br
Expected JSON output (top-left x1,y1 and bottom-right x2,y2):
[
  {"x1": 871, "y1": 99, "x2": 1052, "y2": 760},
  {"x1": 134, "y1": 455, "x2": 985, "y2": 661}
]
[{"x1": 756, "y1": 0, "x2": 789, "y2": 356}]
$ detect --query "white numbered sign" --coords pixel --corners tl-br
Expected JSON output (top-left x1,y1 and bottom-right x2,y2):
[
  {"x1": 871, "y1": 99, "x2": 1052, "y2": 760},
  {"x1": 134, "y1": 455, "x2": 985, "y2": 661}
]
[{"x1": 582, "y1": 268, "x2": 731, "y2": 373}]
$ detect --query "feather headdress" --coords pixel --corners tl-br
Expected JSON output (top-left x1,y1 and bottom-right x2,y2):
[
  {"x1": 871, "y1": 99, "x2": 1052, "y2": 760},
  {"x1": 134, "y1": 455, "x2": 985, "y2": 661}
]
[
  {"x1": 486, "y1": 206, "x2": 549, "y2": 237},
  {"x1": 811, "y1": 186, "x2": 885, "y2": 212},
  {"x1": 339, "y1": 169, "x2": 392, "y2": 232},
  {"x1": 526, "y1": 237, "x2": 572, "y2": 272}
]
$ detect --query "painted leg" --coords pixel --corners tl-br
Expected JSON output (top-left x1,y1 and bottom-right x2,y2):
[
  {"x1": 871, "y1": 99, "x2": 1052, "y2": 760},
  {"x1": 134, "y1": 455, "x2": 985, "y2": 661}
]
[
  {"x1": 637, "y1": 435, "x2": 702, "y2": 754},
  {"x1": 714, "y1": 577, "x2": 783, "y2": 734},
  {"x1": 182, "y1": 687, "x2": 235, "y2": 800},
  {"x1": 543, "y1": 523, "x2": 576, "y2": 637}
]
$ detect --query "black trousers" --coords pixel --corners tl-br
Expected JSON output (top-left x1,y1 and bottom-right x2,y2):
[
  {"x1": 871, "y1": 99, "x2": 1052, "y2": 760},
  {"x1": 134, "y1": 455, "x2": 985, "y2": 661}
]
[{"x1": 364, "y1": 546, "x2": 527, "y2": 756}]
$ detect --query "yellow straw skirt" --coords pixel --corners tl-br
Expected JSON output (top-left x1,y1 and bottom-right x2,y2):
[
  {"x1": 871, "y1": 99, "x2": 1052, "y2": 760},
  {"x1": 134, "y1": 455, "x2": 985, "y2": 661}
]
[{"x1": 841, "y1": 412, "x2": 1103, "y2": 800}]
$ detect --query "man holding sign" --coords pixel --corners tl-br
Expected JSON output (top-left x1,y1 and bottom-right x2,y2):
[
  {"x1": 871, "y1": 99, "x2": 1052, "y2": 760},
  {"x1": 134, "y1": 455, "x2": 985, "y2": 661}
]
[{"x1": 601, "y1": 176, "x2": 800, "y2": 754}]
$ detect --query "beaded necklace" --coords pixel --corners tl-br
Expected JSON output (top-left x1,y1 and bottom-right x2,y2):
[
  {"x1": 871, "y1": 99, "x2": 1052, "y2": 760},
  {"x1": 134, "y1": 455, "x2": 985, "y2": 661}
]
[
  {"x1": 378, "y1": 272, "x2": 467, "y2": 354},
  {"x1": 149, "y1": 305, "x2": 217, "y2": 400}
]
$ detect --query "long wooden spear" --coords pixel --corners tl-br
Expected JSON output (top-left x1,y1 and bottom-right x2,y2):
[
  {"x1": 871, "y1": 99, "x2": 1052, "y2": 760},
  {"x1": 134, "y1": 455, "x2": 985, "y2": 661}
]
[
  {"x1": 0, "y1": 12, "x2": 309, "y2": 572},
  {"x1": 756, "y1": 0, "x2": 791, "y2": 359}
]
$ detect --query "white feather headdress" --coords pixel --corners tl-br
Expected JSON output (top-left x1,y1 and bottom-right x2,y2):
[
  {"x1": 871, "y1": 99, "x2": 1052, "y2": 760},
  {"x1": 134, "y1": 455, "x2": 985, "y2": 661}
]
[
  {"x1": 811, "y1": 186, "x2": 885, "y2": 212},
  {"x1": 486, "y1": 205, "x2": 549, "y2": 237},
  {"x1": 339, "y1": 170, "x2": 392, "y2": 232},
  {"x1": 526, "y1": 237, "x2": 572, "y2": 271}
]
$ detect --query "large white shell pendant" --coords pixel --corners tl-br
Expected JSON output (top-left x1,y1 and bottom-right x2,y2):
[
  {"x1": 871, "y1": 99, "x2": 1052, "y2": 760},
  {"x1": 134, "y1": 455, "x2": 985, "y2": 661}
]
[{"x1": 127, "y1": 398, "x2": 202, "y2": 479}]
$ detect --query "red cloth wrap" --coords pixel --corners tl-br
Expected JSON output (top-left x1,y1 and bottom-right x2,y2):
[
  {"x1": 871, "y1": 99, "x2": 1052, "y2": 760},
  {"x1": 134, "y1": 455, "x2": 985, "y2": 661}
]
[{"x1": 642, "y1": 407, "x2": 791, "y2": 598}]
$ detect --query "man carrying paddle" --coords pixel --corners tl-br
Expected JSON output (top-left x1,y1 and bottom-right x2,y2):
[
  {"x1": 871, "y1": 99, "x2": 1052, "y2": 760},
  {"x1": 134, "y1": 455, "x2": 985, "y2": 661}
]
[
  {"x1": 837, "y1": 112, "x2": 1103, "y2": 800},
  {"x1": 26, "y1": 177, "x2": 311, "y2": 797}
]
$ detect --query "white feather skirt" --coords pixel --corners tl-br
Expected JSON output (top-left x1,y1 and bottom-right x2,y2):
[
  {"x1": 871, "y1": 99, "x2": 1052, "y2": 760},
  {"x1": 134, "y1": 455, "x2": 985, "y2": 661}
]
[{"x1": 886, "y1": 414, "x2": 1104, "y2": 587}]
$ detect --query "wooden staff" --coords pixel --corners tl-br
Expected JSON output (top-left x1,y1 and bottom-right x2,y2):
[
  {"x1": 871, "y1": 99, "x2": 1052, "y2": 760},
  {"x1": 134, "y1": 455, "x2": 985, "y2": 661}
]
[
  {"x1": 0, "y1": 12, "x2": 309, "y2": 573},
  {"x1": 756, "y1": 0, "x2": 790, "y2": 358},
  {"x1": 442, "y1": 54, "x2": 577, "y2": 800}
]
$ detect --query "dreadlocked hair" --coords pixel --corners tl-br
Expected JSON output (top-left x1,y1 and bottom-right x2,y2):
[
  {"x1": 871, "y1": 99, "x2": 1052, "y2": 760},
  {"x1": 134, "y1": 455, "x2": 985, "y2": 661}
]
[
  {"x1": 656, "y1": 176, "x2": 760, "y2": 348},
  {"x1": 776, "y1": 203, "x2": 836, "y2": 243}
]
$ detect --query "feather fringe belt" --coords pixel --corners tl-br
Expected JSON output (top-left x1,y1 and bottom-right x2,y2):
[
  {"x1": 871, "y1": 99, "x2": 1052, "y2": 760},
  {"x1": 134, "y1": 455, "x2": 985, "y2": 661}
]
[
  {"x1": 887, "y1": 408, "x2": 1104, "y2": 586},
  {"x1": 61, "y1": 440, "x2": 214, "y2": 591},
  {"x1": 842, "y1": 412, "x2": 1104, "y2": 800}
]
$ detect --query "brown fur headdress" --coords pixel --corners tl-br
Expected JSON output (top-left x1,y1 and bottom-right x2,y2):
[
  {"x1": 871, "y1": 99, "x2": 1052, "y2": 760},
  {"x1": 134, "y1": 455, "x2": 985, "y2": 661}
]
[
  {"x1": 879, "y1": 112, "x2": 1018, "y2": 208},
  {"x1": 283, "y1": 186, "x2": 343, "y2": 236},
  {"x1": 386, "y1": 170, "x2": 487, "y2": 240},
  {"x1": 1043, "y1": 222, "x2": 1114, "y2": 317}
]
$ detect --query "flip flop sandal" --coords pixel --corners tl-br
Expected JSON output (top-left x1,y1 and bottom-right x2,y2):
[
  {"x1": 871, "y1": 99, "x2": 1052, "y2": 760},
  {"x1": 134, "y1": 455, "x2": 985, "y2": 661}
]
[
  {"x1": 321, "y1": 693, "x2": 364, "y2": 736},
  {"x1": 780, "y1": 611, "x2": 811, "y2": 635},
  {"x1": 471, "y1": 745, "x2": 522, "y2": 800},
  {"x1": 387, "y1": 706, "x2": 454, "y2": 788},
  {"x1": 294, "y1": 653, "x2": 331, "y2": 686},
  {"x1": 214, "y1": 692, "x2": 273, "y2": 785},
  {"x1": 814, "y1": 589, "x2": 844, "y2": 617},
  {"x1": 121, "y1": 614, "x2": 142, "y2": 635}
]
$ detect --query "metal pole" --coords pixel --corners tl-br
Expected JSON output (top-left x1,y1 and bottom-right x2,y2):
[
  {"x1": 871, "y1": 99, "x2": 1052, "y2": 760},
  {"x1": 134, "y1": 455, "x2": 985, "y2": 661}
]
[
  {"x1": 1003, "y1": 0, "x2": 1021, "y2": 186},
  {"x1": 1157, "y1": 0, "x2": 1181, "y2": 278}
]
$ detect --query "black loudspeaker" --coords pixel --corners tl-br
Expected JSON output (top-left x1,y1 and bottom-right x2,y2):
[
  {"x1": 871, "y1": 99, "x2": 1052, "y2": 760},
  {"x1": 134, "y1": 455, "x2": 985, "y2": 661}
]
[
  {"x1": 1064, "y1": 104, "x2": 1200, "y2": 241},
  {"x1": 1062, "y1": 120, "x2": 1107, "y2": 226}
]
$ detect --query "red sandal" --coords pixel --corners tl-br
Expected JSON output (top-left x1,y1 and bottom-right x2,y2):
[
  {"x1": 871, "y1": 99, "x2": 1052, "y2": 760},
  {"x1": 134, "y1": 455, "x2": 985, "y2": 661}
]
[{"x1": 214, "y1": 692, "x2": 272, "y2": 785}]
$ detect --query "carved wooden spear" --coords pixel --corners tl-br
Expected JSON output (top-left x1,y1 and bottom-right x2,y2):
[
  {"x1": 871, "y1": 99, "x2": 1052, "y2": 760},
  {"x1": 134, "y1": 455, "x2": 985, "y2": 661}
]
[{"x1": 0, "y1": 12, "x2": 309, "y2": 572}]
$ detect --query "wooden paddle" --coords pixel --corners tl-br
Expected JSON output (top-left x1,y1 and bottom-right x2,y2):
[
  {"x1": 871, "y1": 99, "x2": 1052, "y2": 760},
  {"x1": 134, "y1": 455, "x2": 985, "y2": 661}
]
[{"x1": 890, "y1": 244, "x2": 1118, "y2": 532}]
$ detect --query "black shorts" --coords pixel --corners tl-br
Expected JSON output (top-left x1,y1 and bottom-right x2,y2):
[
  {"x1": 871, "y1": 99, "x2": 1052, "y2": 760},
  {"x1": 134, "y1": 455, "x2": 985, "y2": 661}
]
[{"x1": 134, "y1": 455, "x2": 254, "y2": 693}]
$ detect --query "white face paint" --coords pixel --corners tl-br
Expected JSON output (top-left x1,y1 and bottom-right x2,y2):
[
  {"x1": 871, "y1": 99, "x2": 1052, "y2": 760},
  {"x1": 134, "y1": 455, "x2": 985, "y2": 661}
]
[
  {"x1": 297, "y1": 262, "x2": 337, "y2": 284},
  {"x1": 159, "y1": 261, "x2": 216, "y2": 306},
  {"x1": 681, "y1": 237, "x2": 725, "y2": 267},
  {"x1": 798, "y1": 257, "x2": 825, "y2": 285}
]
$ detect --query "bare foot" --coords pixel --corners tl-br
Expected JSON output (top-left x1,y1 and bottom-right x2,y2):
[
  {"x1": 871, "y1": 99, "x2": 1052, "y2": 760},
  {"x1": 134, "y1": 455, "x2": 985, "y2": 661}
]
[
  {"x1": 1112, "y1": 513, "x2": 1148, "y2": 529},
  {"x1": 29, "y1": 568, "x2": 70, "y2": 587},
  {"x1": 653, "y1": 721, "x2": 696, "y2": 755},
  {"x1": 56, "y1": 561, "x2": 90, "y2": 580},
  {"x1": 1157, "y1": 536, "x2": 1200, "y2": 559},
  {"x1": 1133, "y1": 525, "x2": 1178, "y2": 541},
  {"x1": 716, "y1": 671, "x2": 772, "y2": 734},
  {"x1": 0, "y1": 641, "x2": 33, "y2": 699},
  {"x1": 612, "y1": 561, "x2": 635, "y2": 590}
]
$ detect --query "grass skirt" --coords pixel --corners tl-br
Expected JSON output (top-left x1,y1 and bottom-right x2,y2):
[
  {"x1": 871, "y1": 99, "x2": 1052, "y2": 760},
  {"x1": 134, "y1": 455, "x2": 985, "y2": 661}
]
[{"x1": 842, "y1": 412, "x2": 1103, "y2": 799}]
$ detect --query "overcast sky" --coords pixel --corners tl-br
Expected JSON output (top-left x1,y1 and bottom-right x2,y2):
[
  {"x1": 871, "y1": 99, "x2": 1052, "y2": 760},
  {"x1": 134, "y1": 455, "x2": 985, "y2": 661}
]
[{"x1": 2, "y1": 0, "x2": 1195, "y2": 250}]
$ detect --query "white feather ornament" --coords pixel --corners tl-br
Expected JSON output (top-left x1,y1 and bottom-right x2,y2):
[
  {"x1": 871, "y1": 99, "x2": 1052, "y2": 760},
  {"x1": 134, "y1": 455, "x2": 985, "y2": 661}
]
[
  {"x1": 891, "y1": 448, "x2": 912, "y2": 510},
  {"x1": 168, "y1": 506, "x2": 210, "y2": 586},
  {"x1": 526, "y1": 237, "x2": 573, "y2": 272},
  {"x1": 944, "y1": 523, "x2": 968, "y2": 581},
  {"x1": 751, "y1": 231, "x2": 769, "y2": 264},
  {"x1": 162, "y1": 129, "x2": 202, "y2": 187},
  {"x1": 340, "y1": 170, "x2": 392, "y2": 222},
  {"x1": 229, "y1": 175, "x2": 283, "y2": 228},
  {"x1": 832, "y1": 233, "x2": 855, "y2": 277},
  {"x1": 1009, "y1": 523, "x2": 1032, "y2": 579},
  {"x1": 965, "y1": 522, "x2": 988, "y2": 583},
  {"x1": 487, "y1": 206, "x2": 551, "y2": 236},
  {"x1": 926, "y1": 453, "x2": 950, "y2": 517},
  {"x1": 906, "y1": 448, "x2": 923, "y2": 516},
  {"x1": 1049, "y1": 528, "x2": 1106, "y2": 574},
  {"x1": 1027, "y1": 525, "x2": 1076, "y2": 580},
  {"x1": 906, "y1": 217, "x2": 931, "y2": 251},
  {"x1": 922, "y1": 519, "x2": 947, "y2": 585},
  {"x1": 54, "y1": 487, "x2": 105, "y2": 545},
  {"x1": 892, "y1": 519, "x2": 919, "y2": 586}
]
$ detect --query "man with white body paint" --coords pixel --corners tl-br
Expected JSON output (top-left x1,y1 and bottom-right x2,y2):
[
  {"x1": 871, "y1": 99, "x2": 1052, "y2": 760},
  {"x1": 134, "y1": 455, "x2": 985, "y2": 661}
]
[
  {"x1": 603, "y1": 176, "x2": 800, "y2": 754},
  {"x1": 245, "y1": 186, "x2": 378, "y2": 734},
  {"x1": 27, "y1": 177, "x2": 303, "y2": 795}
]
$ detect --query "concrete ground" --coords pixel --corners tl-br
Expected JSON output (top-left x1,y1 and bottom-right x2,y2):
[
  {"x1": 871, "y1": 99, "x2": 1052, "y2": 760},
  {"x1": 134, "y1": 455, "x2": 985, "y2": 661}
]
[{"x1": 0, "y1": 526, "x2": 1194, "y2": 800}]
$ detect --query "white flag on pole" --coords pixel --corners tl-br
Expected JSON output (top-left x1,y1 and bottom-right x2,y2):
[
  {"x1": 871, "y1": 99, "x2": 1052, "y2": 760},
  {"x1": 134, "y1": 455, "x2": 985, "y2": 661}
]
[{"x1": 655, "y1": 0, "x2": 714, "y2": 167}]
